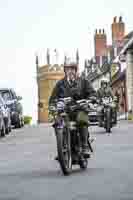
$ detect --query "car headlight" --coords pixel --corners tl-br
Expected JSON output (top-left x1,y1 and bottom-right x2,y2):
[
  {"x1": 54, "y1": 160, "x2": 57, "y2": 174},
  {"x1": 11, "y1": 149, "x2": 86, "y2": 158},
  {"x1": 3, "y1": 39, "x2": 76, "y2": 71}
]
[{"x1": 11, "y1": 111, "x2": 17, "y2": 115}]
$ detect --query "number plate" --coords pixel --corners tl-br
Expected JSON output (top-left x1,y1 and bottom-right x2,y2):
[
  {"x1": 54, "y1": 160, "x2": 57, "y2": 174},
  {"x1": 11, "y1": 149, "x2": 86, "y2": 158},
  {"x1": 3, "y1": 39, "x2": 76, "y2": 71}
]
[{"x1": 88, "y1": 112, "x2": 97, "y2": 115}]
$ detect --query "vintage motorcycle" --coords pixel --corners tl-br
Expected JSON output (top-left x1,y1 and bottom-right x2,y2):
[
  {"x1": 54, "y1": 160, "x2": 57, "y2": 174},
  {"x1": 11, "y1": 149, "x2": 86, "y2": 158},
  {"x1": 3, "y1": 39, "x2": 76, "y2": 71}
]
[
  {"x1": 49, "y1": 97, "x2": 94, "y2": 176},
  {"x1": 87, "y1": 98, "x2": 99, "y2": 126},
  {"x1": 98, "y1": 96, "x2": 117, "y2": 133}
]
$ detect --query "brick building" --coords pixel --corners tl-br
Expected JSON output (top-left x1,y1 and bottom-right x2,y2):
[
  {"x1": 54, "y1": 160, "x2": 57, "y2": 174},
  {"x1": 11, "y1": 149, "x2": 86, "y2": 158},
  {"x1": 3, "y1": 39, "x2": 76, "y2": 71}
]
[
  {"x1": 94, "y1": 16, "x2": 125, "y2": 66},
  {"x1": 85, "y1": 16, "x2": 133, "y2": 117}
]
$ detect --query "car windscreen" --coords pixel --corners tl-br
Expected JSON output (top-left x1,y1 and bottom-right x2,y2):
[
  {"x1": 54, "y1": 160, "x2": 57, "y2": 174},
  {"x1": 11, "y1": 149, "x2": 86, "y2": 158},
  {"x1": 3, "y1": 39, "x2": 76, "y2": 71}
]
[
  {"x1": 0, "y1": 91, "x2": 12, "y2": 102},
  {"x1": 0, "y1": 96, "x2": 4, "y2": 105}
]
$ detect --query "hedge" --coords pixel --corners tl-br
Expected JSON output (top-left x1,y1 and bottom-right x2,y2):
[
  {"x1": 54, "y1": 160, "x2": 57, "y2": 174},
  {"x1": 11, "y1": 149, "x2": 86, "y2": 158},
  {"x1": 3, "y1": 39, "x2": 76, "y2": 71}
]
[{"x1": 24, "y1": 116, "x2": 32, "y2": 124}]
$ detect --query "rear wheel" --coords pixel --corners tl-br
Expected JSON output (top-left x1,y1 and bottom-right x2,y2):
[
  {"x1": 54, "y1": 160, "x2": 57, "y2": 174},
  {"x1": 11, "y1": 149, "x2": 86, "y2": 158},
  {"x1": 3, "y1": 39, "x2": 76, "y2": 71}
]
[
  {"x1": 1, "y1": 122, "x2": 5, "y2": 137},
  {"x1": 4, "y1": 118, "x2": 10, "y2": 135},
  {"x1": 56, "y1": 128, "x2": 72, "y2": 176},
  {"x1": 8, "y1": 117, "x2": 12, "y2": 132},
  {"x1": 21, "y1": 118, "x2": 24, "y2": 127},
  {"x1": 9, "y1": 126, "x2": 12, "y2": 132},
  {"x1": 114, "y1": 110, "x2": 117, "y2": 124}
]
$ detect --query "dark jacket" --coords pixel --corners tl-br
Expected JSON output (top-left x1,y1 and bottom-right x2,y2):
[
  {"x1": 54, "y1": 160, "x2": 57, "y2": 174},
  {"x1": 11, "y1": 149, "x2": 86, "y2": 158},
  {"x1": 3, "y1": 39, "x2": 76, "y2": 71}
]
[
  {"x1": 49, "y1": 77, "x2": 96, "y2": 105},
  {"x1": 97, "y1": 87, "x2": 114, "y2": 100}
]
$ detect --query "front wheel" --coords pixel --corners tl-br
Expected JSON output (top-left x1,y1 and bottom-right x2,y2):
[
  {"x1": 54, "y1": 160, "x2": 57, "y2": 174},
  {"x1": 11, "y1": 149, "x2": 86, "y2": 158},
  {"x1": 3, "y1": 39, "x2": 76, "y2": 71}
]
[
  {"x1": 56, "y1": 128, "x2": 72, "y2": 176},
  {"x1": 15, "y1": 118, "x2": 22, "y2": 128},
  {"x1": 105, "y1": 108, "x2": 111, "y2": 133},
  {"x1": 79, "y1": 159, "x2": 88, "y2": 169}
]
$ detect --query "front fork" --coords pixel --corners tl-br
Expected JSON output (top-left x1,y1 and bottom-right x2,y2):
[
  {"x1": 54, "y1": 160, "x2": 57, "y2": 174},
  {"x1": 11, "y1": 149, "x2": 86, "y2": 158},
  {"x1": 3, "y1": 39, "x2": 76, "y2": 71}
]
[
  {"x1": 88, "y1": 135, "x2": 93, "y2": 152},
  {"x1": 76, "y1": 126, "x2": 93, "y2": 154}
]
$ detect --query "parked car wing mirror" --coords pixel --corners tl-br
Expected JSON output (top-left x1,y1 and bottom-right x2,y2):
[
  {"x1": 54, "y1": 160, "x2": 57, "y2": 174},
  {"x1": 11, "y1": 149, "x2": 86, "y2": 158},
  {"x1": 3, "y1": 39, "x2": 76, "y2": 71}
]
[
  {"x1": 4, "y1": 104, "x2": 7, "y2": 109},
  {"x1": 17, "y1": 96, "x2": 22, "y2": 101}
]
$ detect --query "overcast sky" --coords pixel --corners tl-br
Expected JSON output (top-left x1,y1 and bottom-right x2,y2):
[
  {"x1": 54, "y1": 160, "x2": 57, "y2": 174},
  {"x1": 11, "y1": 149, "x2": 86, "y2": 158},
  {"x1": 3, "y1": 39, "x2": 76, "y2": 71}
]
[{"x1": 0, "y1": 0, "x2": 132, "y2": 123}]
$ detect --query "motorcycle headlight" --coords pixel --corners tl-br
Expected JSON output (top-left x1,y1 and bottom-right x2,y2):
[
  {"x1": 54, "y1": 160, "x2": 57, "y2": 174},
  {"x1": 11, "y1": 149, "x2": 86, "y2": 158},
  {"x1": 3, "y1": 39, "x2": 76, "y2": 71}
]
[
  {"x1": 97, "y1": 106, "x2": 103, "y2": 112},
  {"x1": 57, "y1": 101, "x2": 65, "y2": 111},
  {"x1": 111, "y1": 102, "x2": 116, "y2": 108}
]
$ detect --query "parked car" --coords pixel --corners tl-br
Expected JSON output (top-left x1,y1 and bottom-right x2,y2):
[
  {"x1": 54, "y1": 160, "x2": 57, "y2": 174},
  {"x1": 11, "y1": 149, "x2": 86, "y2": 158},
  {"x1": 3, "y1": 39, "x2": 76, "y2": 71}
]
[
  {"x1": 0, "y1": 106, "x2": 5, "y2": 137},
  {"x1": 0, "y1": 88, "x2": 24, "y2": 128},
  {"x1": 0, "y1": 94, "x2": 11, "y2": 135}
]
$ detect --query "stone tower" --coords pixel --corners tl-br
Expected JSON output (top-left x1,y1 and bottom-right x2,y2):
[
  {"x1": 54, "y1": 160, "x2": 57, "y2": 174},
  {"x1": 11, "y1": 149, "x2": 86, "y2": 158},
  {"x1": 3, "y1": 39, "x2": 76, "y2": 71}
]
[{"x1": 37, "y1": 64, "x2": 64, "y2": 123}]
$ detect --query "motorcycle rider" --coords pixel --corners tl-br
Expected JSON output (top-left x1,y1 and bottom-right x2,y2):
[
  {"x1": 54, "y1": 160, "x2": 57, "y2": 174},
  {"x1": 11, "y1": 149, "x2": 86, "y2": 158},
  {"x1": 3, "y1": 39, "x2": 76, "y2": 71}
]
[
  {"x1": 49, "y1": 62, "x2": 96, "y2": 158},
  {"x1": 97, "y1": 78, "x2": 116, "y2": 126}
]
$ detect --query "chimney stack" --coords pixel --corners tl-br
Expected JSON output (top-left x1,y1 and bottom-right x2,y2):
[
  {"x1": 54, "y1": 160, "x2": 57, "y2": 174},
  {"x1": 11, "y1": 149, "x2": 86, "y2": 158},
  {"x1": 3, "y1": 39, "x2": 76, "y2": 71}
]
[
  {"x1": 114, "y1": 16, "x2": 117, "y2": 23},
  {"x1": 112, "y1": 16, "x2": 125, "y2": 47},
  {"x1": 94, "y1": 27, "x2": 107, "y2": 63},
  {"x1": 119, "y1": 16, "x2": 122, "y2": 22}
]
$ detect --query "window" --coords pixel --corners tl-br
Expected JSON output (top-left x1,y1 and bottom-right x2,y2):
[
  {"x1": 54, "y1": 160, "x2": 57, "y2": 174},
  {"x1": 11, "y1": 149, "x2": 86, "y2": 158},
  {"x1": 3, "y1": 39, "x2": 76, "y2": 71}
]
[{"x1": 11, "y1": 90, "x2": 17, "y2": 99}]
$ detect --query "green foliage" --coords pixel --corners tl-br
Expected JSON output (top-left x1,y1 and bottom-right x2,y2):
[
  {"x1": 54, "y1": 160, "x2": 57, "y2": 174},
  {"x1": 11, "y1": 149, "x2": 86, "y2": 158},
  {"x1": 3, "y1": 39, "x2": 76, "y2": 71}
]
[
  {"x1": 48, "y1": 113, "x2": 54, "y2": 123},
  {"x1": 128, "y1": 114, "x2": 133, "y2": 120},
  {"x1": 128, "y1": 110, "x2": 133, "y2": 120},
  {"x1": 24, "y1": 116, "x2": 32, "y2": 124}
]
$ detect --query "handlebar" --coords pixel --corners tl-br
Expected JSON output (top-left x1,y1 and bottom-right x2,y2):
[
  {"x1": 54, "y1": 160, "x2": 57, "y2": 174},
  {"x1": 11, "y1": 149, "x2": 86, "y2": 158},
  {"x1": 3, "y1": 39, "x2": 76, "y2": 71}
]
[{"x1": 49, "y1": 96, "x2": 98, "y2": 113}]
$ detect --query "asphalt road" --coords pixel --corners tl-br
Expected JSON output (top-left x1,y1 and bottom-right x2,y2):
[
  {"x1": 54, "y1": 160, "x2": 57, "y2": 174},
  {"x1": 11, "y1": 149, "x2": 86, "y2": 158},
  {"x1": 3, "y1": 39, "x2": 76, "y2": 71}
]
[{"x1": 0, "y1": 121, "x2": 133, "y2": 200}]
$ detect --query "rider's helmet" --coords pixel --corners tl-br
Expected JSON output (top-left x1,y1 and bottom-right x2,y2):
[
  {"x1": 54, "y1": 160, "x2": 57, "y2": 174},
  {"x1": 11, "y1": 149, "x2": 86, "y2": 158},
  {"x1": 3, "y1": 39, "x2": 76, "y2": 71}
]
[
  {"x1": 64, "y1": 62, "x2": 78, "y2": 73},
  {"x1": 100, "y1": 77, "x2": 109, "y2": 87},
  {"x1": 64, "y1": 61, "x2": 78, "y2": 82}
]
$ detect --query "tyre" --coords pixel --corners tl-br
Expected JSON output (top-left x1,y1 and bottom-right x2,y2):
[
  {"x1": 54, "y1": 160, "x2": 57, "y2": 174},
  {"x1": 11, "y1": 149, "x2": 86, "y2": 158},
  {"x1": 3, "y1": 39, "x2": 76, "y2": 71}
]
[
  {"x1": 21, "y1": 118, "x2": 24, "y2": 127},
  {"x1": 79, "y1": 159, "x2": 88, "y2": 169},
  {"x1": 9, "y1": 126, "x2": 12, "y2": 132},
  {"x1": 5, "y1": 127, "x2": 9, "y2": 135},
  {"x1": 8, "y1": 117, "x2": 12, "y2": 132},
  {"x1": 105, "y1": 108, "x2": 111, "y2": 133},
  {"x1": 0, "y1": 122, "x2": 5, "y2": 137},
  {"x1": 4, "y1": 118, "x2": 10, "y2": 134},
  {"x1": 56, "y1": 128, "x2": 72, "y2": 176},
  {"x1": 15, "y1": 118, "x2": 21, "y2": 128},
  {"x1": 114, "y1": 110, "x2": 117, "y2": 124}
]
